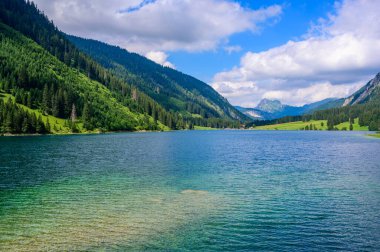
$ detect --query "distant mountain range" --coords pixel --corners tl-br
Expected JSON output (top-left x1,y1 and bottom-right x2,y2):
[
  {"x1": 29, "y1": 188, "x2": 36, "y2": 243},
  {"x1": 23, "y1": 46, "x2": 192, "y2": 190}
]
[
  {"x1": 237, "y1": 72, "x2": 380, "y2": 121},
  {"x1": 236, "y1": 98, "x2": 340, "y2": 120}
]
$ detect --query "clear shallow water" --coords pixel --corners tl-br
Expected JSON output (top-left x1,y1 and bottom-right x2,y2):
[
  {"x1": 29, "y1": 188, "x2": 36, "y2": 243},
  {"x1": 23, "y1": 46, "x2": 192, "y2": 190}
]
[{"x1": 0, "y1": 131, "x2": 379, "y2": 251}]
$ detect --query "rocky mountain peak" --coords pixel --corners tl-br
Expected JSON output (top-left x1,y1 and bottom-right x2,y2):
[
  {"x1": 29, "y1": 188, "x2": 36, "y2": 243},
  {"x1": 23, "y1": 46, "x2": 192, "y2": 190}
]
[
  {"x1": 343, "y1": 72, "x2": 380, "y2": 106},
  {"x1": 256, "y1": 99, "x2": 284, "y2": 113}
]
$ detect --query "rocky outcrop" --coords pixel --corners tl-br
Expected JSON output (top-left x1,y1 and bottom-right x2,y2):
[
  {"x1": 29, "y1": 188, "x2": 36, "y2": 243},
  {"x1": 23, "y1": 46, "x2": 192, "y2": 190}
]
[{"x1": 343, "y1": 72, "x2": 380, "y2": 106}]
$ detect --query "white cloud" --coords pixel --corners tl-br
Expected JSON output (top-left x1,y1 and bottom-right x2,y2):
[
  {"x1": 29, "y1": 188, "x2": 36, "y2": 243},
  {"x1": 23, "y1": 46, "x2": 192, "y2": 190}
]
[
  {"x1": 262, "y1": 81, "x2": 363, "y2": 106},
  {"x1": 212, "y1": 80, "x2": 363, "y2": 108},
  {"x1": 224, "y1": 45, "x2": 242, "y2": 54},
  {"x1": 32, "y1": 0, "x2": 282, "y2": 54},
  {"x1": 145, "y1": 51, "x2": 175, "y2": 68},
  {"x1": 212, "y1": 0, "x2": 380, "y2": 106}
]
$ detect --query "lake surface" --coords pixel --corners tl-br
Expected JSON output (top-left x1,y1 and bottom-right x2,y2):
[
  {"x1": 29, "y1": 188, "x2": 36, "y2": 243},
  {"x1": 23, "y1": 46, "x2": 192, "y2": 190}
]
[{"x1": 0, "y1": 131, "x2": 379, "y2": 251}]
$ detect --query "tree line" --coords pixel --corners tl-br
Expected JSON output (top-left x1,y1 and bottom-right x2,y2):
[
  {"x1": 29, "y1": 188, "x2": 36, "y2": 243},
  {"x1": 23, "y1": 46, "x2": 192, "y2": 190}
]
[{"x1": 0, "y1": 97, "x2": 48, "y2": 134}]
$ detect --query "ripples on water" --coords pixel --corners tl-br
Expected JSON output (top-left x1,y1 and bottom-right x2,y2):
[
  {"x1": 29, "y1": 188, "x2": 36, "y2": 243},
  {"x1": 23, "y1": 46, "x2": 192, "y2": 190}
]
[{"x1": 0, "y1": 131, "x2": 379, "y2": 251}]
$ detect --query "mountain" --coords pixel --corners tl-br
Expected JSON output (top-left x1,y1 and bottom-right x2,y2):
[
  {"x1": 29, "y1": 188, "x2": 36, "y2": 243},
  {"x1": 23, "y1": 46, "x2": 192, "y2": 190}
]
[
  {"x1": 236, "y1": 73, "x2": 380, "y2": 121},
  {"x1": 343, "y1": 73, "x2": 380, "y2": 106},
  {"x1": 247, "y1": 72, "x2": 380, "y2": 131},
  {"x1": 67, "y1": 35, "x2": 248, "y2": 123},
  {"x1": 0, "y1": 21, "x2": 159, "y2": 132},
  {"x1": 0, "y1": 0, "x2": 245, "y2": 134},
  {"x1": 236, "y1": 98, "x2": 339, "y2": 120},
  {"x1": 234, "y1": 106, "x2": 272, "y2": 120},
  {"x1": 255, "y1": 99, "x2": 284, "y2": 113}
]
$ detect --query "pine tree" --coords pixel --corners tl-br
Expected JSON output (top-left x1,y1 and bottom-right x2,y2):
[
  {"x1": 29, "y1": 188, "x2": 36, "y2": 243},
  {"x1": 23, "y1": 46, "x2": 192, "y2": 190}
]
[
  {"x1": 42, "y1": 84, "x2": 49, "y2": 114},
  {"x1": 27, "y1": 92, "x2": 32, "y2": 108},
  {"x1": 4, "y1": 111, "x2": 13, "y2": 133},
  {"x1": 52, "y1": 94, "x2": 59, "y2": 117},
  {"x1": 15, "y1": 91, "x2": 22, "y2": 104},
  {"x1": 46, "y1": 119, "x2": 51, "y2": 132},
  {"x1": 82, "y1": 102, "x2": 91, "y2": 129},
  {"x1": 70, "y1": 104, "x2": 77, "y2": 122},
  {"x1": 22, "y1": 117, "x2": 29, "y2": 133},
  {"x1": 36, "y1": 115, "x2": 45, "y2": 133},
  {"x1": 369, "y1": 121, "x2": 378, "y2": 131}
]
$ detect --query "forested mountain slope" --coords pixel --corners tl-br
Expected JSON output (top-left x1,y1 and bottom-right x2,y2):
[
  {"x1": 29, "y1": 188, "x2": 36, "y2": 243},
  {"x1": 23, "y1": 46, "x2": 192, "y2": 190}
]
[
  {"x1": 0, "y1": 22, "x2": 165, "y2": 132},
  {"x1": 67, "y1": 36, "x2": 248, "y2": 122},
  {"x1": 0, "y1": 0, "x2": 244, "y2": 134}
]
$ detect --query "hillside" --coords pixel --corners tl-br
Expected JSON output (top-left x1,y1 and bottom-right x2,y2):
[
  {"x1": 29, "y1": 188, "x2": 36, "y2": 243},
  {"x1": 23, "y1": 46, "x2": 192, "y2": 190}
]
[
  {"x1": 0, "y1": 22, "x2": 166, "y2": 133},
  {"x1": 0, "y1": 0, "x2": 244, "y2": 134},
  {"x1": 67, "y1": 36, "x2": 248, "y2": 122},
  {"x1": 343, "y1": 73, "x2": 380, "y2": 106}
]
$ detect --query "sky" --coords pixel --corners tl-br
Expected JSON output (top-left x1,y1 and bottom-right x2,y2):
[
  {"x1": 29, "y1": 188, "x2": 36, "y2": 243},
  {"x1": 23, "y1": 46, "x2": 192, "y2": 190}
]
[{"x1": 32, "y1": 0, "x2": 380, "y2": 107}]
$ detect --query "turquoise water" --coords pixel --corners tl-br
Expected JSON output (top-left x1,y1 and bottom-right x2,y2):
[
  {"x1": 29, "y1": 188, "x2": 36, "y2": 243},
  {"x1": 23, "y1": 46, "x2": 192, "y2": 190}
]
[{"x1": 0, "y1": 131, "x2": 379, "y2": 251}]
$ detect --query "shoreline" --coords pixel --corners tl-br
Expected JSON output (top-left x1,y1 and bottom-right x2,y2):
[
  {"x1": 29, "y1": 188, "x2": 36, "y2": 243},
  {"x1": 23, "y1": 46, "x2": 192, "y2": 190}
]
[
  {"x1": 367, "y1": 132, "x2": 380, "y2": 138},
  {"x1": 0, "y1": 129, "x2": 168, "y2": 137},
  {"x1": 1, "y1": 129, "x2": 378, "y2": 137}
]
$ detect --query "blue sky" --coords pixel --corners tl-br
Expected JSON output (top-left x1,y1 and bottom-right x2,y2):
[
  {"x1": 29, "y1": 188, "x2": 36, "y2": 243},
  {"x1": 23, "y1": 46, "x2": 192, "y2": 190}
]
[
  {"x1": 172, "y1": 0, "x2": 337, "y2": 82},
  {"x1": 33, "y1": 0, "x2": 380, "y2": 107}
]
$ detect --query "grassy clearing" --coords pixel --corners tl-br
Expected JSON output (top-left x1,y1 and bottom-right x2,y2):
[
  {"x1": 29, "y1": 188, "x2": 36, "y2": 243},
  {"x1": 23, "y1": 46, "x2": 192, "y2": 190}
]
[
  {"x1": 368, "y1": 132, "x2": 380, "y2": 138},
  {"x1": 194, "y1": 126, "x2": 217, "y2": 130},
  {"x1": 253, "y1": 118, "x2": 368, "y2": 131},
  {"x1": 335, "y1": 118, "x2": 368, "y2": 131},
  {"x1": 254, "y1": 120, "x2": 327, "y2": 130}
]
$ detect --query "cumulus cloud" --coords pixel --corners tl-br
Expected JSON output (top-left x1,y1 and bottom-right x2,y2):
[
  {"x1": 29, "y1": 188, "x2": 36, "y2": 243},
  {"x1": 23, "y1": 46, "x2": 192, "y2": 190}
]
[
  {"x1": 262, "y1": 81, "x2": 363, "y2": 106},
  {"x1": 145, "y1": 51, "x2": 175, "y2": 68},
  {"x1": 32, "y1": 0, "x2": 282, "y2": 54},
  {"x1": 212, "y1": 0, "x2": 380, "y2": 106}
]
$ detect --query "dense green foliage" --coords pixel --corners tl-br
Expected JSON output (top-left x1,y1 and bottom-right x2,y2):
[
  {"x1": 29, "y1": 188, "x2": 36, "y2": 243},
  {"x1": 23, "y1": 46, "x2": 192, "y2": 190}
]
[
  {"x1": 0, "y1": 95, "x2": 47, "y2": 134},
  {"x1": 0, "y1": 23, "x2": 163, "y2": 132},
  {"x1": 0, "y1": 0, "x2": 244, "y2": 133}
]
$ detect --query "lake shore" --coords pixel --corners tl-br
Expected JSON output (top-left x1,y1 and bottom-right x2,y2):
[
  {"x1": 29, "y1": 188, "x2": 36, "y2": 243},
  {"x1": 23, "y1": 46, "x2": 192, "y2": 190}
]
[
  {"x1": 0, "y1": 129, "x2": 169, "y2": 137},
  {"x1": 1, "y1": 128, "x2": 376, "y2": 137},
  {"x1": 367, "y1": 132, "x2": 380, "y2": 138}
]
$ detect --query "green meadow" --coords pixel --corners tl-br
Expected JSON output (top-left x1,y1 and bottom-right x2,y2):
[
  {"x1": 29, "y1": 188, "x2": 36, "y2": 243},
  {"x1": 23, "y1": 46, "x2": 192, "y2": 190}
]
[
  {"x1": 194, "y1": 126, "x2": 218, "y2": 130},
  {"x1": 253, "y1": 118, "x2": 368, "y2": 131},
  {"x1": 368, "y1": 132, "x2": 380, "y2": 138}
]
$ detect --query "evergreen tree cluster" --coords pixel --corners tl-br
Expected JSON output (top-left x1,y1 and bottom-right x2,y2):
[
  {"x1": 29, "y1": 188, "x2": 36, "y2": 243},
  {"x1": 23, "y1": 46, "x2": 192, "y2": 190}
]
[
  {"x1": 0, "y1": 97, "x2": 47, "y2": 134},
  {"x1": 303, "y1": 124, "x2": 318, "y2": 131},
  {"x1": 0, "y1": 24, "x2": 138, "y2": 131}
]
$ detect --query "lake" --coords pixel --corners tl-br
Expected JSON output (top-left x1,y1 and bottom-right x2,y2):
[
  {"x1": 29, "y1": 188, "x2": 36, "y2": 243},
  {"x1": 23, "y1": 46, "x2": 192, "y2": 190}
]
[{"x1": 0, "y1": 131, "x2": 379, "y2": 251}]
